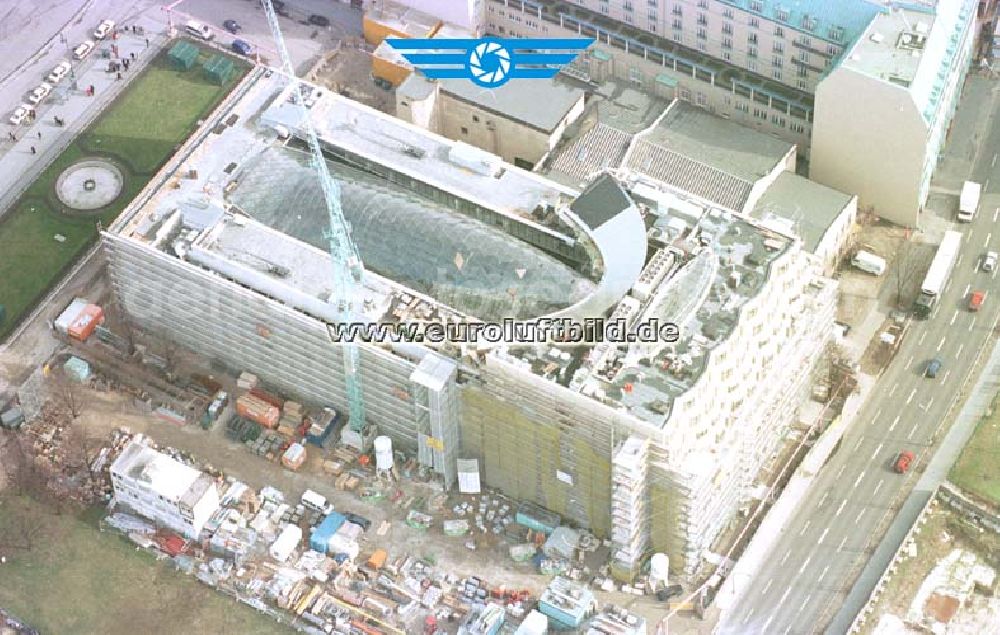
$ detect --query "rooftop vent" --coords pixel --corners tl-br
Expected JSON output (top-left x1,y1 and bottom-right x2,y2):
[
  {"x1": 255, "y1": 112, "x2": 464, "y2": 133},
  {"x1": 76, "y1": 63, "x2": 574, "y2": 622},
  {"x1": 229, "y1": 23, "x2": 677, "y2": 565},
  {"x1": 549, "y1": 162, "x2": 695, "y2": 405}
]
[
  {"x1": 870, "y1": 32, "x2": 885, "y2": 44},
  {"x1": 897, "y1": 32, "x2": 927, "y2": 51}
]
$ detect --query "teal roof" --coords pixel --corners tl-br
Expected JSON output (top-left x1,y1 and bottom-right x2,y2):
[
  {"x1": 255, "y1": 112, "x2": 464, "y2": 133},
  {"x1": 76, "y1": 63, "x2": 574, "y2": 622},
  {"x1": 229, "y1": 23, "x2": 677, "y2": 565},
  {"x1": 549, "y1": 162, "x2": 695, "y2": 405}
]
[{"x1": 719, "y1": 0, "x2": 884, "y2": 45}]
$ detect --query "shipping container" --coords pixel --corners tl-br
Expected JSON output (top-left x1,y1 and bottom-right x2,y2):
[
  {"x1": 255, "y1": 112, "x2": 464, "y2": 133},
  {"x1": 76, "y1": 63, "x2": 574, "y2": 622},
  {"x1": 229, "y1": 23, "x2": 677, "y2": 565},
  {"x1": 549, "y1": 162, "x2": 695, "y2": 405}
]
[
  {"x1": 310, "y1": 511, "x2": 347, "y2": 553},
  {"x1": 236, "y1": 394, "x2": 279, "y2": 428},
  {"x1": 249, "y1": 386, "x2": 284, "y2": 409},
  {"x1": 367, "y1": 549, "x2": 387, "y2": 570},
  {"x1": 282, "y1": 443, "x2": 306, "y2": 471},
  {"x1": 54, "y1": 298, "x2": 88, "y2": 335},
  {"x1": 67, "y1": 304, "x2": 104, "y2": 341}
]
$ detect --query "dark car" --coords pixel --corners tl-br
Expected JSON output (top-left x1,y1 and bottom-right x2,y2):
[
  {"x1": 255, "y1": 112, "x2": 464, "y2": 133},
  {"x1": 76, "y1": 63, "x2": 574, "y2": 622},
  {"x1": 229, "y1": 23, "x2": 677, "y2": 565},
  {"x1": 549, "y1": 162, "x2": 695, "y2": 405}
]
[
  {"x1": 925, "y1": 357, "x2": 942, "y2": 378},
  {"x1": 231, "y1": 39, "x2": 253, "y2": 56},
  {"x1": 308, "y1": 14, "x2": 331, "y2": 27},
  {"x1": 223, "y1": 19, "x2": 240, "y2": 34},
  {"x1": 345, "y1": 512, "x2": 371, "y2": 532},
  {"x1": 272, "y1": 0, "x2": 288, "y2": 14}
]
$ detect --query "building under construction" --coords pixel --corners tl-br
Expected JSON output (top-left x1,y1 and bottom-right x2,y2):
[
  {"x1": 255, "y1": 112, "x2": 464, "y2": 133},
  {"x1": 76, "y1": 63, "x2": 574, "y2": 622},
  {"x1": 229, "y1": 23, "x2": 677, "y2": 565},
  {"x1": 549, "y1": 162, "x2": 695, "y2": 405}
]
[{"x1": 102, "y1": 66, "x2": 840, "y2": 576}]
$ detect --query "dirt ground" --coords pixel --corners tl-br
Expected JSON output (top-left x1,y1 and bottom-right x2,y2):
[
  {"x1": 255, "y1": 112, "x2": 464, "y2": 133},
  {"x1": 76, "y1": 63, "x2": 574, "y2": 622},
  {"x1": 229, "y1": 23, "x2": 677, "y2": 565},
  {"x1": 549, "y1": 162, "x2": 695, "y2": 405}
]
[{"x1": 314, "y1": 46, "x2": 396, "y2": 115}]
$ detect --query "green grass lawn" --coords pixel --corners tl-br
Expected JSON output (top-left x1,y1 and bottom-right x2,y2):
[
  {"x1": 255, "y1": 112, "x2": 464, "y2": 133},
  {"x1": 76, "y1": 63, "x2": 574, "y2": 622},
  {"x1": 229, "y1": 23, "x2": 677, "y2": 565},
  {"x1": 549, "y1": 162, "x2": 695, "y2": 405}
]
[
  {"x1": 949, "y1": 394, "x2": 1000, "y2": 504},
  {"x1": 0, "y1": 495, "x2": 292, "y2": 635},
  {"x1": 0, "y1": 45, "x2": 248, "y2": 340}
]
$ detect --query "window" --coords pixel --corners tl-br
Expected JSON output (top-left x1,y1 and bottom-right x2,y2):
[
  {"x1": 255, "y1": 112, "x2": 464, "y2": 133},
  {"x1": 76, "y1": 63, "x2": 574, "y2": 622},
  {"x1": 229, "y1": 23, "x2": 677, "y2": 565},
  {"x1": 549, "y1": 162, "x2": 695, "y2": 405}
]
[
  {"x1": 723, "y1": 8, "x2": 734, "y2": 19},
  {"x1": 772, "y1": 55, "x2": 782, "y2": 67},
  {"x1": 773, "y1": 41, "x2": 784, "y2": 53},
  {"x1": 776, "y1": 8, "x2": 789, "y2": 21},
  {"x1": 697, "y1": 27, "x2": 707, "y2": 39},
  {"x1": 796, "y1": 79, "x2": 807, "y2": 90},
  {"x1": 696, "y1": 92, "x2": 707, "y2": 106},
  {"x1": 748, "y1": 59, "x2": 757, "y2": 72},
  {"x1": 735, "y1": 101, "x2": 749, "y2": 112},
  {"x1": 648, "y1": 0, "x2": 657, "y2": 5},
  {"x1": 697, "y1": 13, "x2": 707, "y2": 26},
  {"x1": 798, "y1": 35, "x2": 810, "y2": 47},
  {"x1": 774, "y1": 25, "x2": 784, "y2": 38},
  {"x1": 748, "y1": 17, "x2": 759, "y2": 29},
  {"x1": 722, "y1": 50, "x2": 732, "y2": 61},
  {"x1": 472, "y1": 115, "x2": 479, "y2": 123},
  {"x1": 750, "y1": 1, "x2": 763, "y2": 11},
  {"x1": 673, "y1": 18, "x2": 683, "y2": 30},
  {"x1": 461, "y1": 126, "x2": 468, "y2": 135},
  {"x1": 801, "y1": 15, "x2": 816, "y2": 30},
  {"x1": 798, "y1": 50, "x2": 809, "y2": 62},
  {"x1": 826, "y1": 44, "x2": 837, "y2": 55},
  {"x1": 679, "y1": 87, "x2": 691, "y2": 101},
  {"x1": 697, "y1": 0, "x2": 708, "y2": 7},
  {"x1": 748, "y1": 32, "x2": 758, "y2": 45},
  {"x1": 649, "y1": 10, "x2": 657, "y2": 21},
  {"x1": 771, "y1": 114, "x2": 786, "y2": 127},
  {"x1": 772, "y1": 69, "x2": 782, "y2": 80},
  {"x1": 624, "y1": 1, "x2": 633, "y2": 12},
  {"x1": 722, "y1": 22, "x2": 733, "y2": 35},
  {"x1": 748, "y1": 46, "x2": 757, "y2": 58},
  {"x1": 722, "y1": 37, "x2": 732, "y2": 49},
  {"x1": 753, "y1": 107, "x2": 767, "y2": 119},
  {"x1": 672, "y1": 5, "x2": 682, "y2": 16},
  {"x1": 697, "y1": 39, "x2": 707, "y2": 51},
  {"x1": 791, "y1": 121, "x2": 806, "y2": 133}
]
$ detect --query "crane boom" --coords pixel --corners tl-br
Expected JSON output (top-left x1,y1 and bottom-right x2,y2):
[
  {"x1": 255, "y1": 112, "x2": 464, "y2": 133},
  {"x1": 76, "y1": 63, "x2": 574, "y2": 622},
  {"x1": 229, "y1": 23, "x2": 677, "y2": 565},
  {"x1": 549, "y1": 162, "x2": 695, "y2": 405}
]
[{"x1": 260, "y1": 0, "x2": 367, "y2": 434}]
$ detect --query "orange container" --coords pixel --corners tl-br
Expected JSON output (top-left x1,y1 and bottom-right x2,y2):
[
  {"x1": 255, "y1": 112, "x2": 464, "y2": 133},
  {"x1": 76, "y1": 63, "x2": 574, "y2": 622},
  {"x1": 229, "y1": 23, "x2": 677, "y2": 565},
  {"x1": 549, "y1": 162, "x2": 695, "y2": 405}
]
[
  {"x1": 68, "y1": 304, "x2": 104, "y2": 341},
  {"x1": 236, "y1": 394, "x2": 279, "y2": 428}
]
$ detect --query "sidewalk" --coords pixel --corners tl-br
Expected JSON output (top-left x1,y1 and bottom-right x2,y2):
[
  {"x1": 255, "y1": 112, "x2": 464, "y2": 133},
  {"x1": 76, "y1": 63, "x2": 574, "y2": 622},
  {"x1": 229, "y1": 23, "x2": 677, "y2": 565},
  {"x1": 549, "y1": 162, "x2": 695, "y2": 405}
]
[{"x1": 0, "y1": 26, "x2": 163, "y2": 217}]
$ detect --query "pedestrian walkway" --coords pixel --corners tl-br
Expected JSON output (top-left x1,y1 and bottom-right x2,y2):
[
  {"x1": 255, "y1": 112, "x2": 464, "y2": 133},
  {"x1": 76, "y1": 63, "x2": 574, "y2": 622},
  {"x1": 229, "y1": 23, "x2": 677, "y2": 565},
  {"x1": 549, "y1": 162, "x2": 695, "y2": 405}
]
[{"x1": 0, "y1": 26, "x2": 162, "y2": 217}]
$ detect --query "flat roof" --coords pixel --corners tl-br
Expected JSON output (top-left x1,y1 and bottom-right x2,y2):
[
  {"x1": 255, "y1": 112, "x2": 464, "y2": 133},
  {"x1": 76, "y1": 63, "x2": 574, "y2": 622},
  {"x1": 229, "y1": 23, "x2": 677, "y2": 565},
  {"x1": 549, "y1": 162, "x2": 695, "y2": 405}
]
[
  {"x1": 751, "y1": 172, "x2": 854, "y2": 253},
  {"x1": 435, "y1": 76, "x2": 585, "y2": 133},
  {"x1": 364, "y1": 4, "x2": 440, "y2": 38},
  {"x1": 838, "y1": 7, "x2": 936, "y2": 85},
  {"x1": 112, "y1": 440, "x2": 202, "y2": 502}
]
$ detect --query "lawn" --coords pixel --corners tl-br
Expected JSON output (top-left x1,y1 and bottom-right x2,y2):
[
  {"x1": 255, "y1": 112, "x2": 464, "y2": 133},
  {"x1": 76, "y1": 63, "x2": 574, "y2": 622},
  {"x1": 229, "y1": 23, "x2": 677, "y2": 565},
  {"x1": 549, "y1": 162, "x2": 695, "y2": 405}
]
[
  {"x1": 949, "y1": 393, "x2": 1000, "y2": 504},
  {"x1": 0, "y1": 495, "x2": 292, "y2": 635},
  {"x1": 0, "y1": 45, "x2": 249, "y2": 340}
]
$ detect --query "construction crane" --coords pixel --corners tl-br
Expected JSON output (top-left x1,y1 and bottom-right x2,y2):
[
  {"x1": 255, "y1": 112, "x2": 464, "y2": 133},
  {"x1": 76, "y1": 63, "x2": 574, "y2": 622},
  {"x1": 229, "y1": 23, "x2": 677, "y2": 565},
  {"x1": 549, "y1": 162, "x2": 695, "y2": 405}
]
[{"x1": 260, "y1": 0, "x2": 369, "y2": 445}]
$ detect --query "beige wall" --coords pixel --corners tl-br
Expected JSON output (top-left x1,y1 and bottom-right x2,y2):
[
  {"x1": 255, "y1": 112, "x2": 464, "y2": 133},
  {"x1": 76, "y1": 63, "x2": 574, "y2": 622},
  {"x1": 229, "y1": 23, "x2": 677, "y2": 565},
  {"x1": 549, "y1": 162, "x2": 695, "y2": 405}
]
[{"x1": 810, "y1": 69, "x2": 927, "y2": 227}]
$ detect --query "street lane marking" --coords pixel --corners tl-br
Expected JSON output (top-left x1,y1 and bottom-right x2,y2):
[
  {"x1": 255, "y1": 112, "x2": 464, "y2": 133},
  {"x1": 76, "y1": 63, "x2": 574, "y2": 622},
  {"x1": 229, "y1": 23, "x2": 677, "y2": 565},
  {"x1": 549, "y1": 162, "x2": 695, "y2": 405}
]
[
  {"x1": 818, "y1": 527, "x2": 830, "y2": 544},
  {"x1": 837, "y1": 536, "x2": 848, "y2": 552},
  {"x1": 958, "y1": 253, "x2": 964, "y2": 266},
  {"x1": 926, "y1": 397, "x2": 934, "y2": 410},
  {"x1": 856, "y1": 509, "x2": 866, "y2": 523},
  {"x1": 763, "y1": 614, "x2": 776, "y2": 631},
  {"x1": 995, "y1": 207, "x2": 1000, "y2": 222},
  {"x1": 818, "y1": 491, "x2": 829, "y2": 507},
  {"x1": 743, "y1": 607, "x2": 755, "y2": 624},
  {"x1": 778, "y1": 587, "x2": 792, "y2": 606},
  {"x1": 951, "y1": 310, "x2": 959, "y2": 326},
  {"x1": 890, "y1": 415, "x2": 900, "y2": 431},
  {"x1": 988, "y1": 233, "x2": 994, "y2": 248},
  {"x1": 874, "y1": 479, "x2": 884, "y2": 496},
  {"x1": 907, "y1": 354, "x2": 915, "y2": 367},
  {"x1": 957, "y1": 343, "x2": 965, "y2": 359},
  {"x1": 908, "y1": 424, "x2": 919, "y2": 440},
  {"x1": 798, "y1": 555, "x2": 812, "y2": 574},
  {"x1": 907, "y1": 387, "x2": 917, "y2": 404},
  {"x1": 800, "y1": 520, "x2": 811, "y2": 536},
  {"x1": 937, "y1": 335, "x2": 947, "y2": 352},
  {"x1": 818, "y1": 565, "x2": 830, "y2": 582},
  {"x1": 853, "y1": 470, "x2": 866, "y2": 489},
  {"x1": 943, "y1": 370, "x2": 951, "y2": 383},
  {"x1": 994, "y1": 266, "x2": 999, "y2": 280},
  {"x1": 964, "y1": 284, "x2": 971, "y2": 296},
  {"x1": 854, "y1": 435, "x2": 864, "y2": 451},
  {"x1": 971, "y1": 316, "x2": 978, "y2": 331},
  {"x1": 871, "y1": 442, "x2": 883, "y2": 460},
  {"x1": 889, "y1": 382, "x2": 898, "y2": 397},
  {"x1": 780, "y1": 550, "x2": 790, "y2": 565},
  {"x1": 992, "y1": 153, "x2": 997, "y2": 167},
  {"x1": 795, "y1": 595, "x2": 811, "y2": 616},
  {"x1": 873, "y1": 408, "x2": 882, "y2": 421},
  {"x1": 761, "y1": 579, "x2": 773, "y2": 596},
  {"x1": 835, "y1": 499, "x2": 847, "y2": 517},
  {"x1": 918, "y1": 331, "x2": 927, "y2": 345},
  {"x1": 837, "y1": 464, "x2": 847, "y2": 479}
]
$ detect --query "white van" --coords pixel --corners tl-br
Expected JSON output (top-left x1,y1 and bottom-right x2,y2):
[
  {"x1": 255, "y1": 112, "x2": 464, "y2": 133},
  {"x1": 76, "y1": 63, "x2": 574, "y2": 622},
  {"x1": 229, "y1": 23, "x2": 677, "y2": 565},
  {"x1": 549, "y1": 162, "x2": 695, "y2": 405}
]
[
  {"x1": 300, "y1": 489, "x2": 327, "y2": 512},
  {"x1": 73, "y1": 40, "x2": 96, "y2": 60},
  {"x1": 186, "y1": 20, "x2": 214, "y2": 41},
  {"x1": 852, "y1": 250, "x2": 886, "y2": 276}
]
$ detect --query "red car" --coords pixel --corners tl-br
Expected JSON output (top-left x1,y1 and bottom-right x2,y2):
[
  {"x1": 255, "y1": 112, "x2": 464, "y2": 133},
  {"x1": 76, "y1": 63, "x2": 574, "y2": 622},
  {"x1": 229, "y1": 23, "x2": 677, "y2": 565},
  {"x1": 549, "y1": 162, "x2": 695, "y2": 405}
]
[
  {"x1": 969, "y1": 290, "x2": 985, "y2": 312},
  {"x1": 894, "y1": 450, "x2": 915, "y2": 474}
]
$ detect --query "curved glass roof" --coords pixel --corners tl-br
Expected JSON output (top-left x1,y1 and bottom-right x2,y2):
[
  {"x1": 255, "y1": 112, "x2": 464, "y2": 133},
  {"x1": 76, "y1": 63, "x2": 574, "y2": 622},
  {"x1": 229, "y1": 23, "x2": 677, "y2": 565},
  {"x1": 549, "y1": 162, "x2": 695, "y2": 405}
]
[{"x1": 229, "y1": 149, "x2": 595, "y2": 321}]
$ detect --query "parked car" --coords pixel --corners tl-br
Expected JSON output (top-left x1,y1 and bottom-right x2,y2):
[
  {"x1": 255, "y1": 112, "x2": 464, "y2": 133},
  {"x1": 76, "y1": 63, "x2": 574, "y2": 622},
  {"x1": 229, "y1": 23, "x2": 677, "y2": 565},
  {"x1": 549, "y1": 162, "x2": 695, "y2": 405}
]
[
  {"x1": 984, "y1": 250, "x2": 998, "y2": 272},
  {"x1": 308, "y1": 14, "x2": 331, "y2": 27},
  {"x1": 925, "y1": 357, "x2": 942, "y2": 379},
  {"x1": 73, "y1": 40, "x2": 96, "y2": 60},
  {"x1": 47, "y1": 60, "x2": 72, "y2": 84},
  {"x1": 93, "y1": 19, "x2": 115, "y2": 40},
  {"x1": 223, "y1": 19, "x2": 241, "y2": 34},
  {"x1": 344, "y1": 512, "x2": 371, "y2": 532},
  {"x1": 231, "y1": 39, "x2": 253, "y2": 56},
  {"x1": 8, "y1": 104, "x2": 34, "y2": 126},
  {"x1": 969, "y1": 289, "x2": 986, "y2": 312},
  {"x1": 27, "y1": 82, "x2": 53, "y2": 105},
  {"x1": 893, "y1": 450, "x2": 915, "y2": 474},
  {"x1": 272, "y1": 0, "x2": 289, "y2": 16}
]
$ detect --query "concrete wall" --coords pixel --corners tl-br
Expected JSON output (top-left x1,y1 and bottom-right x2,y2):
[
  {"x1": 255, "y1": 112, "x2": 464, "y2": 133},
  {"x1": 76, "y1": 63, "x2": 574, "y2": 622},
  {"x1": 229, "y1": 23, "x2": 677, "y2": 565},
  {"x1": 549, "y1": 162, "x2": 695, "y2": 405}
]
[{"x1": 811, "y1": 70, "x2": 927, "y2": 227}]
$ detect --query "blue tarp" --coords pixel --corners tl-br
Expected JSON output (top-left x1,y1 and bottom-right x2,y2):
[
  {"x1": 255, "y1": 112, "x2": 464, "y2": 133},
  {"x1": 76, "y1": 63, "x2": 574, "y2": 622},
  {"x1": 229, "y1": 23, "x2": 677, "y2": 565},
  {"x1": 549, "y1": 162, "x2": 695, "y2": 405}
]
[{"x1": 309, "y1": 511, "x2": 346, "y2": 553}]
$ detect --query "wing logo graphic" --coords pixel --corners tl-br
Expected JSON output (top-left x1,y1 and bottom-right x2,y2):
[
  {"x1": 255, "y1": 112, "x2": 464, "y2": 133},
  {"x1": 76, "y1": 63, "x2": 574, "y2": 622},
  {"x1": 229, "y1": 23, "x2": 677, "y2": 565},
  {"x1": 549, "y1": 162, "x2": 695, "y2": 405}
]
[{"x1": 385, "y1": 37, "x2": 594, "y2": 88}]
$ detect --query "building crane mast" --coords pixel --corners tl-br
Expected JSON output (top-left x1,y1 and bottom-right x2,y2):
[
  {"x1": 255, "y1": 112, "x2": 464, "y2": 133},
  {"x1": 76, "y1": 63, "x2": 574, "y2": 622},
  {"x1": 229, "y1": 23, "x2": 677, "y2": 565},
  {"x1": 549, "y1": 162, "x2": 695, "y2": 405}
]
[{"x1": 260, "y1": 0, "x2": 369, "y2": 443}]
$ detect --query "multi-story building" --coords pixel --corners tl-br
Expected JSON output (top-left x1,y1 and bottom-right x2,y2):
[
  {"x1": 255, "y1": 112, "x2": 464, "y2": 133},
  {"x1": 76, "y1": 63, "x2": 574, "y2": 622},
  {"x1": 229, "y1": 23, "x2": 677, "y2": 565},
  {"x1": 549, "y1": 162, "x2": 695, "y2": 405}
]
[
  {"x1": 811, "y1": 1, "x2": 978, "y2": 226},
  {"x1": 110, "y1": 436, "x2": 221, "y2": 539},
  {"x1": 103, "y1": 69, "x2": 843, "y2": 575},
  {"x1": 485, "y1": 0, "x2": 977, "y2": 224}
]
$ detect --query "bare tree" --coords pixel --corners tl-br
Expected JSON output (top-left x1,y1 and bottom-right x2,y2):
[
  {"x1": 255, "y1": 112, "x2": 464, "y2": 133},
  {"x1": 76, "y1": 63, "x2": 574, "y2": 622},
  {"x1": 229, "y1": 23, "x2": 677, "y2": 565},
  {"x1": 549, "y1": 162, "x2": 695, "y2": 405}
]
[
  {"x1": 50, "y1": 366, "x2": 86, "y2": 419},
  {"x1": 892, "y1": 237, "x2": 918, "y2": 309},
  {"x1": 0, "y1": 497, "x2": 48, "y2": 554}
]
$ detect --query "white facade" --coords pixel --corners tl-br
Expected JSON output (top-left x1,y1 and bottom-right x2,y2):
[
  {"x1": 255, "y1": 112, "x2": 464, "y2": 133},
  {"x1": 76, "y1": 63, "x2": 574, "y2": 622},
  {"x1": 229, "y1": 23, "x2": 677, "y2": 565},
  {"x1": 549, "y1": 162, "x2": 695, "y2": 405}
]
[
  {"x1": 811, "y1": 1, "x2": 977, "y2": 226},
  {"x1": 110, "y1": 438, "x2": 221, "y2": 539},
  {"x1": 384, "y1": 0, "x2": 486, "y2": 33}
]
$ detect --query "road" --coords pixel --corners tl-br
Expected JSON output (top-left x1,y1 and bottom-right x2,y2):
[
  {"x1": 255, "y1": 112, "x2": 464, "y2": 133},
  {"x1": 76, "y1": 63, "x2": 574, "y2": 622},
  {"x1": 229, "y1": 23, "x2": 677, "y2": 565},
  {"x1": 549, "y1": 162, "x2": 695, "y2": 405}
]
[{"x1": 718, "y1": 76, "x2": 1000, "y2": 634}]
